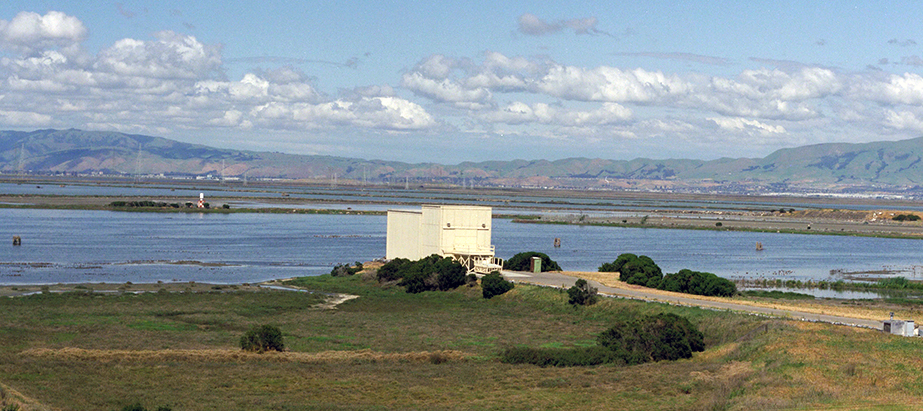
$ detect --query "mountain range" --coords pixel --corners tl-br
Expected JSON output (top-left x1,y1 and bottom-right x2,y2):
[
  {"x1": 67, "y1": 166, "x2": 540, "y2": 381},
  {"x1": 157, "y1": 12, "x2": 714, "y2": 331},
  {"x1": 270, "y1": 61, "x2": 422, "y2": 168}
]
[{"x1": 2, "y1": 129, "x2": 923, "y2": 193}]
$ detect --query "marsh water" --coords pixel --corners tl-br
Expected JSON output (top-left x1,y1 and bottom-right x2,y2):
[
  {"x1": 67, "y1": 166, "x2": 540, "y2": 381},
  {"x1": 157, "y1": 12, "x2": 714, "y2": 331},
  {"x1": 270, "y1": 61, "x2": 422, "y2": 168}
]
[{"x1": 2, "y1": 207, "x2": 922, "y2": 295}]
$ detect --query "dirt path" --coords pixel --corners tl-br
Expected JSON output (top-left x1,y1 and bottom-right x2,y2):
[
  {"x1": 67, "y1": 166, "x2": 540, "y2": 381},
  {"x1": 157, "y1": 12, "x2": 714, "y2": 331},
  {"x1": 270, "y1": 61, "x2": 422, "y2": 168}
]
[{"x1": 504, "y1": 270, "x2": 886, "y2": 330}]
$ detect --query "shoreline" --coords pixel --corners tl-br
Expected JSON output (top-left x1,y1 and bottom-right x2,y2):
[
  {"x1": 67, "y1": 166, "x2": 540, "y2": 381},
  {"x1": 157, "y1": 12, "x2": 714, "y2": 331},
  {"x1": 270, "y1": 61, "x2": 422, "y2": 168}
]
[{"x1": 4, "y1": 192, "x2": 923, "y2": 239}]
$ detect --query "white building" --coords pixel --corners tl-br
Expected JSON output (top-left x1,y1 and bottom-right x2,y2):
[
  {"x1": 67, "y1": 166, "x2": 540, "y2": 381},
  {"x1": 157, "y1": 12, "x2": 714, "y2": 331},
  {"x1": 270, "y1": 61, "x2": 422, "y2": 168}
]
[{"x1": 386, "y1": 205, "x2": 502, "y2": 274}]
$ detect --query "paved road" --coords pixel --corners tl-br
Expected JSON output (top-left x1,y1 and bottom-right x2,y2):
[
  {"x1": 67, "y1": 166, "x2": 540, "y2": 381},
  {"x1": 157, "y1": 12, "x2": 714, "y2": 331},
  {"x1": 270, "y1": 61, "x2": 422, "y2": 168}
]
[{"x1": 502, "y1": 270, "x2": 884, "y2": 330}]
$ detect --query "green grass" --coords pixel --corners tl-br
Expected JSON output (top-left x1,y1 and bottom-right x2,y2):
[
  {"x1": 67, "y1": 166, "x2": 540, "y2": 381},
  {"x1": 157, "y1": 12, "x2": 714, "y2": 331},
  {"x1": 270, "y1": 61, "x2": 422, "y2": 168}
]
[{"x1": 0, "y1": 275, "x2": 922, "y2": 410}]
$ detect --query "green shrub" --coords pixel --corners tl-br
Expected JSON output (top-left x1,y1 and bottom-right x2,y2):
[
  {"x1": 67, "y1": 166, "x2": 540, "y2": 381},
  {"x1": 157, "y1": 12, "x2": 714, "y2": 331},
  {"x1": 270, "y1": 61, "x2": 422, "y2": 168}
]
[
  {"x1": 240, "y1": 324, "x2": 285, "y2": 353},
  {"x1": 118, "y1": 404, "x2": 172, "y2": 411},
  {"x1": 499, "y1": 345, "x2": 618, "y2": 367},
  {"x1": 377, "y1": 255, "x2": 466, "y2": 293},
  {"x1": 377, "y1": 258, "x2": 412, "y2": 283},
  {"x1": 503, "y1": 252, "x2": 562, "y2": 272},
  {"x1": 893, "y1": 214, "x2": 921, "y2": 221},
  {"x1": 567, "y1": 279, "x2": 598, "y2": 306},
  {"x1": 600, "y1": 253, "x2": 663, "y2": 287},
  {"x1": 658, "y1": 269, "x2": 737, "y2": 297},
  {"x1": 500, "y1": 313, "x2": 705, "y2": 367},
  {"x1": 331, "y1": 262, "x2": 363, "y2": 277},
  {"x1": 481, "y1": 271, "x2": 514, "y2": 299},
  {"x1": 597, "y1": 313, "x2": 704, "y2": 364},
  {"x1": 465, "y1": 273, "x2": 478, "y2": 287}
]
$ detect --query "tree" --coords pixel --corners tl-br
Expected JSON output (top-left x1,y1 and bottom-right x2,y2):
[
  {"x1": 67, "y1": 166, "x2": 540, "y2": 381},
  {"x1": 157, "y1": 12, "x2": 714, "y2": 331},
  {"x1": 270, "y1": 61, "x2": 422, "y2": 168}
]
[
  {"x1": 503, "y1": 251, "x2": 562, "y2": 272},
  {"x1": 567, "y1": 278, "x2": 598, "y2": 306},
  {"x1": 481, "y1": 271, "x2": 514, "y2": 299},
  {"x1": 658, "y1": 269, "x2": 736, "y2": 297},
  {"x1": 600, "y1": 253, "x2": 662, "y2": 287},
  {"x1": 240, "y1": 324, "x2": 285, "y2": 353},
  {"x1": 377, "y1": 255, "x2": 466, "y2": 293},
  {"x1": 597, "y1": 313, "x2": 704, "y2": 364}
]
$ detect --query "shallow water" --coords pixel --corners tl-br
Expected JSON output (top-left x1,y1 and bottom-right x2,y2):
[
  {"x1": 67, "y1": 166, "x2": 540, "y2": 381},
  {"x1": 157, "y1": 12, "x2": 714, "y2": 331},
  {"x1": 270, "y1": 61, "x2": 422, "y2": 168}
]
[{"x1": 3, "y1": 208, "x2": 923, "y2": 288}]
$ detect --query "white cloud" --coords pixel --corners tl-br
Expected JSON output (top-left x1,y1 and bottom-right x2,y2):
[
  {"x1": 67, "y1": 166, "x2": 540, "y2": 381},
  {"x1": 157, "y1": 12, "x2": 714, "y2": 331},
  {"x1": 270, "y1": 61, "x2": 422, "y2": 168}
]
[
  {"x1": 95, "y1": 31, "x2": 222, "y2": 80},
  {"x1": 709, "y1": 117, "x2": 786, "y2": 135},
  {"x1": 0, "y1": 11, "x2": 86, "y2": 55},
  {"x1": 0, "y1": 109, "x2": 52, "y2": 126},
  {"x1": 483, "y1": 102, "x2": 631, "y2": 127},
  {"x1": 859, "y1": 72, "x2": 923, "y2": 105},
  {"x1": 401, "y1": 72, "x2": 491, "y2": 107},
  {"x1": 884, "y1": 109, "x2": 923, "y2": 132},
  {"x1": 5, "y1": 12, "x2": 923, "y2": 161}
]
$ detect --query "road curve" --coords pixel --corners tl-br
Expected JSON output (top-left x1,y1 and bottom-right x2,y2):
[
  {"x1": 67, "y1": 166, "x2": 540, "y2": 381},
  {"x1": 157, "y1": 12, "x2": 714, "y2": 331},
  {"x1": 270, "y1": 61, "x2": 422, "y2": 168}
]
[{"x1": 501, "y1": 270, "x2": 884, "y2": 330}]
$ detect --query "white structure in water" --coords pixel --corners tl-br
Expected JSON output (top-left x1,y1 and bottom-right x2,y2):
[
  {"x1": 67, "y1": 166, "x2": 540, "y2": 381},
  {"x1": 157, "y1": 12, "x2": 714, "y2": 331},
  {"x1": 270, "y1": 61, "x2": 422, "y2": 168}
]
[{"x1": 386, "y1": 205, "x2": 502, "y2": 274}]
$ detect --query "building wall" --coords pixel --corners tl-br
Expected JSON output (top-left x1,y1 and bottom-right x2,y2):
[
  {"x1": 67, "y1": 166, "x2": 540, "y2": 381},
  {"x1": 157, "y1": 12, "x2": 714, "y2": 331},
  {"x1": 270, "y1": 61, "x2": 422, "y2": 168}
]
[
  {"x1": 386, "y1": 210, "x2": 422, "y2": 260},
  {"x1": 387, "y1": 205, "x2": 493, "y2": 261}
]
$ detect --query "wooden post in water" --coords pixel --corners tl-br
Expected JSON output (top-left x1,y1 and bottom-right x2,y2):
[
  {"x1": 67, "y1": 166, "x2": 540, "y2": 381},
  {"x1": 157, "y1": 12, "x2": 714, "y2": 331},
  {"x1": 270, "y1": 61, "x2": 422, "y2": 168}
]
[
  {"x1": 553, "y1": 238, "x2": 561, "y2": 248},
  {"x1": 12, "y1": 236, "x2": 21, "y2": 246},
  {"x1": 755, "y1": 241, "x2": 763, "y2": 251}
]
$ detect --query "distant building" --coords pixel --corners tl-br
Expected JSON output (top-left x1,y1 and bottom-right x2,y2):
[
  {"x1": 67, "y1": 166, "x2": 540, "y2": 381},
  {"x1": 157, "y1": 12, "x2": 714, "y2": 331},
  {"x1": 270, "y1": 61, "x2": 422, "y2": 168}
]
[{"x1": 386, "y1": 205, "x2": 502, "y2": 274}]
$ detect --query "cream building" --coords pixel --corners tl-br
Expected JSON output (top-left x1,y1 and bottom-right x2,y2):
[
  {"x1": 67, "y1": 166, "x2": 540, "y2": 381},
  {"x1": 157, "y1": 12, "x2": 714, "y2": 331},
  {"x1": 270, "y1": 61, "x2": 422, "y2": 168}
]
[{"x1": 386, "y1": 205, "x2": 502, "y2": 274}]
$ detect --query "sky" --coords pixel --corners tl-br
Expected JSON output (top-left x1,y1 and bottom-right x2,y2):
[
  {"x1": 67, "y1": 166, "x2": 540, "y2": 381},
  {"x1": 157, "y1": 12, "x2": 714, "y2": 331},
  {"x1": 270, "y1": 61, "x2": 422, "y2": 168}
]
[{"x1": 2, "y1": 2, "x2": 923, "y2": 163}]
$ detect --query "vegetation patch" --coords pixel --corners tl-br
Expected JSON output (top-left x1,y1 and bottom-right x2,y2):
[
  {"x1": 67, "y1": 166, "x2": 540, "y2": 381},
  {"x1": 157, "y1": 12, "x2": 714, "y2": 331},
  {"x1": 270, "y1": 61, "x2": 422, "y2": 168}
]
[
  {"x1": 600, "y1": 253, "x2": 663, "y2": 287},
  {"x1": 601, "y1": 254, "x2": 736, "y2": 297},
  {"x1": 741, "y1": 290, "x2": 815, "y2": 300},
  {"x1": 376, "y1": 255, "x2": 467, "y2": 293},
  {"x1": 481, "y1": 271, "x2": 514, "y2": 299},
  {"x1": 503, "y1": 251, "x2": 562, "y2": 272},
  {"x1": 567, "y1": 278, "x2": 598, "y2": 306},
  {"x1": 501, "y1": 313, "x2": 704, "y2": 367},
  {"x1": 239, "y1": 324, "x2": 285, "y2": 353}
]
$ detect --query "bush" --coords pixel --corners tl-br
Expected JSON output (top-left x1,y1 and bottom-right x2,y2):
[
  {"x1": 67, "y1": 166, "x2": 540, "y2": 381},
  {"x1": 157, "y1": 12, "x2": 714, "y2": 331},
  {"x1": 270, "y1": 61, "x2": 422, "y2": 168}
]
[
  {"x1": 597, "y1": 313, "x2": 704, "y2": 364},
  {"x1": 500, "y1": 313, "x2": 704, "y2": 367},
  {"x1": 240, "y1": 324, "x2": 285, "y2": 353},
  {"x1": 119, "y1": 404, "x2": 172, "y2": 411},
  {"x1": 600, "y1": 253, "x2": 663, "y2": 288},
  {"x1": 481, "y1": 271, "x2": 514, "y2": 299},
  {"x1": 377, "y1": 258, "x2": 412, "y2": 283},
  {"x1": 893, "y1": 214, "x2": 921, "y2": 221},
  {"x1": 499, "y1": 345, "x2": 617, "y2": 367},
  {"x1": 567, "y1": 279, "x2": 598, "y2": 306},
  {"x1": 331, "y1": 261, "x2": 363, "y2": 277},
  {"x1": 377, "y1": 255, "x2": 466, "y2": 293},
  {"x1": 465, "y1": 273, "x2": 478, "y2": 287},
  {"x1": 658, "y1": 269, "x2": 737, "y2": 297},
  {"x1": 503, "y1": 252, "x2": 562, "y2": 272}
]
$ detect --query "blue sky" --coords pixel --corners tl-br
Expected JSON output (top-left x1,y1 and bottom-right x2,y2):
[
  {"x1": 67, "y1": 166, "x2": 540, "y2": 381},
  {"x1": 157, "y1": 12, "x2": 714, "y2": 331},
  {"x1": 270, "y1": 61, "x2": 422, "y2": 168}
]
[{"x1": 2, "y1": 2, "x2": 923, "y2": 163}]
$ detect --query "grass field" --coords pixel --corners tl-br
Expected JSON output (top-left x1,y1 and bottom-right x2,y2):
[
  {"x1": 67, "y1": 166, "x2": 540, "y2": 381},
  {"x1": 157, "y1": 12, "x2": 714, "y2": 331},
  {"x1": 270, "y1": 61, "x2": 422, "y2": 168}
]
[{"x1": 1, "y1": 273, "x2": 922, "y2": 410}]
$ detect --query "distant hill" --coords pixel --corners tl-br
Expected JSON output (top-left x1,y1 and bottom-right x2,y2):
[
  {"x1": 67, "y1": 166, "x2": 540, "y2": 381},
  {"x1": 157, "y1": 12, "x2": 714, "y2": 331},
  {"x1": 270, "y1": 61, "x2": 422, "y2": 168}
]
[{"x1": 2, "y1": 129, "x2": 923, "y2": 193}]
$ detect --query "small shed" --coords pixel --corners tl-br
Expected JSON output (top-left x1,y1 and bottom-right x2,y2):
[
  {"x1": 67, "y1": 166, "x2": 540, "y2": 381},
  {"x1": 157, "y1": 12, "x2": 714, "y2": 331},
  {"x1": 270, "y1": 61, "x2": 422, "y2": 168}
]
[
  {"x1": 883, "y1": 320, "x2": 916, "y2": 337},
  {"x1": 386, "y1": 205, "x2": 502, "y2": 273}
]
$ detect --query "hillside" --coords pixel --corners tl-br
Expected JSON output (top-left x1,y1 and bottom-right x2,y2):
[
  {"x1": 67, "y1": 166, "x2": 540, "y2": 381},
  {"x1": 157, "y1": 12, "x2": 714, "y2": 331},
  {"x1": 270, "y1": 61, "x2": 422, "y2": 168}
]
[{"x1": 2, "y1": 129, "x2": 923, "y2": 193}]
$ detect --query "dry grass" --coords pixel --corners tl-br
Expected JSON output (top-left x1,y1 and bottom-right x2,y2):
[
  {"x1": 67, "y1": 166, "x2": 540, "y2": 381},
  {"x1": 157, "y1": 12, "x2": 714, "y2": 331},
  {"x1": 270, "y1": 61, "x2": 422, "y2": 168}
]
[
  {"x1": 560, "y1": 271, "x2": 911, "y2": 322},
  {"x1": 20, "y1": 347, "x2": 469, "y2": 364},
  {"x1": 0, "y1": 382, "x2": 52, "y2": 411}
]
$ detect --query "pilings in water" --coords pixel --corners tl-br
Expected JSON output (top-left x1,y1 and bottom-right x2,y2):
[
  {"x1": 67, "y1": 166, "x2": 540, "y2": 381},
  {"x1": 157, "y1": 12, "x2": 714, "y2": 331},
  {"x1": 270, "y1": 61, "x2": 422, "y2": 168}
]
[
  {"x1": 756, "y1": 241, "x2": 763, "y2": 251},
  {"x1": 553, "y1": 238, "x2": 561, "y2": 248},
  {"x1": 13, "y1": 236, "x2": 21, "y2": 246}
]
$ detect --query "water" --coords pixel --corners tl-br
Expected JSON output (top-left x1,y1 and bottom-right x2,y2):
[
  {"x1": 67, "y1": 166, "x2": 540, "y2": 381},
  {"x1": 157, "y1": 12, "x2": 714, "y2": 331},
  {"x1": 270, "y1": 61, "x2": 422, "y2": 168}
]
[
  {"x1": 3, "y1": 208, "x2": 923, "y2": 288},
  {"x1": 1, "y1": 209, "x2": 385, "y2": 284},
  {"x1": 492, "y1": 221, "x2": 923, "y2": 281}
]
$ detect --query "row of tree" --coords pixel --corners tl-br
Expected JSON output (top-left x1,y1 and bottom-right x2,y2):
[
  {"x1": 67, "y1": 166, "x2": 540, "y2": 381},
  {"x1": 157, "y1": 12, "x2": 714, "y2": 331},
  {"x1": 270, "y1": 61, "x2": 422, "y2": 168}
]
[{"x1": 599, "y1": 253, "x2": 736, "y2": 297}]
